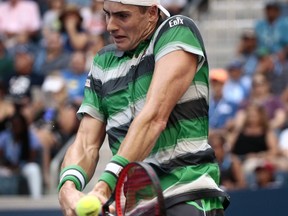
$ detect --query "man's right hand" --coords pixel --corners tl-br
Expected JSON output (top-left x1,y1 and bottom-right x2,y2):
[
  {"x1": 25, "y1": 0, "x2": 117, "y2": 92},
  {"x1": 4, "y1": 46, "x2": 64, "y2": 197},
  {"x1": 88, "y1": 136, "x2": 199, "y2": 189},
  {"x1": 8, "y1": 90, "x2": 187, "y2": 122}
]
[{"x1": 58, "y1": 181, "x2": 85, "y2": 216}]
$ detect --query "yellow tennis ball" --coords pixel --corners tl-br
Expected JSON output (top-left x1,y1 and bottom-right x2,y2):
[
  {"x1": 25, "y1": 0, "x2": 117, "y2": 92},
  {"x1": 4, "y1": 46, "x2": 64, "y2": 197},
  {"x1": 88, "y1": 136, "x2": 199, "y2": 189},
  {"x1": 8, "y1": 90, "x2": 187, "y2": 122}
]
[{"x1": 75, "y1": 195, "x2": 101, "y2": 216}]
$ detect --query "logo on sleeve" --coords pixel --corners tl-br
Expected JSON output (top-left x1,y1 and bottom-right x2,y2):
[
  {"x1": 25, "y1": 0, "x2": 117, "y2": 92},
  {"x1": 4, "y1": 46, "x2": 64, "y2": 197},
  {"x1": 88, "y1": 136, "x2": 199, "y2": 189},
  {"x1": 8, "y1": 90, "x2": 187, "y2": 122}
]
[
  {"x1": 169, "y1": 17, "x2": 184, "y2": 28},
  {"x1": 85, "y1": 79, "x2": 91, "y2": 88}
]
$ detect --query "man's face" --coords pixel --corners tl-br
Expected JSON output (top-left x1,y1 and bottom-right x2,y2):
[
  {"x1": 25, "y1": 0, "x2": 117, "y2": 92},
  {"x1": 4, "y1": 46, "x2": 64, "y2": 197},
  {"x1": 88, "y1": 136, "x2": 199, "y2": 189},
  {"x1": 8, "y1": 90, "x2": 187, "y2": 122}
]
[{"x1": 103, "y1": 2, "x2": 153, "y2": 51}]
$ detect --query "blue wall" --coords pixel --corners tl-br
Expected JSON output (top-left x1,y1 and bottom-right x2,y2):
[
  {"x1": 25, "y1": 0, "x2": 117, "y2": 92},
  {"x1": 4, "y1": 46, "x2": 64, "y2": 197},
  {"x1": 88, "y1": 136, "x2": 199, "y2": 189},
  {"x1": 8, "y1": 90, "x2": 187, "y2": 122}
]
[{"x1": 226, "y1": 186, "x2": 288, "y2": 216}]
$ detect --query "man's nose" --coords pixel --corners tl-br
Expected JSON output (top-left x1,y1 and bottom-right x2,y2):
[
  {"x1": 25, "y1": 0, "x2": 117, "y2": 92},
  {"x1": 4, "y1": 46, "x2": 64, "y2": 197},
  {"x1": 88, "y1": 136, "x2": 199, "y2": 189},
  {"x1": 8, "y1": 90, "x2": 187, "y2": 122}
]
[{"x1": 106, "y1": 16, "x2": 118, "y2": 33}]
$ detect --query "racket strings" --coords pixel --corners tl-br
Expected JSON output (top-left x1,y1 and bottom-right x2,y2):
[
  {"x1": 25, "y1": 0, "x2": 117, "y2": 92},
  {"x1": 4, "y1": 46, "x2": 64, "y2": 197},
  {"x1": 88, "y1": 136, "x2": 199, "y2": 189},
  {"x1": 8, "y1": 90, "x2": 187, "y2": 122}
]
[{"x1": 120, "y1": 166, "x2": 161, "y2": 216}]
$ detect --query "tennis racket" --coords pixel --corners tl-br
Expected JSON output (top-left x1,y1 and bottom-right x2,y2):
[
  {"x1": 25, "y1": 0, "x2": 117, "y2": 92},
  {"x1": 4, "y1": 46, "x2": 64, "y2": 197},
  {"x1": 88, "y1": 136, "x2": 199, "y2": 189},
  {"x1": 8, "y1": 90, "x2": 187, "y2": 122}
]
[{"x1": 102, "y1": 162, "x2": 166, "y2": 216}]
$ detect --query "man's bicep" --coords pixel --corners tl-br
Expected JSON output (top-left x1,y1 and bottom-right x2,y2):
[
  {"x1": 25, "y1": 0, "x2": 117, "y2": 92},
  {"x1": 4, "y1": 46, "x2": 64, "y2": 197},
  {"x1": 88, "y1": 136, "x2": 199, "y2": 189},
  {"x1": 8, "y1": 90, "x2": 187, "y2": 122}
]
[{"x1": 77, "y1": 114, "x2": 106, "y2": 150}]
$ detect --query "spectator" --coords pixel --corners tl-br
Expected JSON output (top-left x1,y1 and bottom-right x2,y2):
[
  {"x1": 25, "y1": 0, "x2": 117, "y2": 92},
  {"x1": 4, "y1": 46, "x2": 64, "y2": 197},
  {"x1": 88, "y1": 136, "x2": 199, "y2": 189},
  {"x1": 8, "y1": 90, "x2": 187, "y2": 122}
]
[
  {"x1": 227, "y1": 102, "x2": 279, "y2": 175},
  {"x1": 41, "y1": 74, "x2": 68, "y2": 110},
  {"x1": 59, "y1": 4, "x2": 89, "y2": 52},
  {"x1": 254, "y1": 1, "x2": 288, "y2": 59},
  {"x1": 0, "y1": 112, "x2": 43, "y2": 198},
  {"x1": 34, "y1": 30, "x2": 71, "y2": 76},
  {"x1": 36, "y1": 75, "x2": 80, "y2": 189},
  {"x1": 42, "y1": 0, "x2": 66, "y2": 37},
  {"x1": 281, "y1": 86, "x2": 288, "y2": 126},
  {"x1": 255, "y1": 47, "x2": 288, "y2": 96},
  {"x1": 0, "y1": 0, "x2": 41, "y2": 48},
  {"x1": 31, "y1": 0, "x2": 49, "y2": 16},
  {"x1": 209, "y1": 68, "x2": 238, "y2": 134},
  {"x1": 0, "y1": 36, "x2": 13, "y2": 81},
  {"x1": 0, "y1": 81, "x2": 15, "y2": 133},
  {"x1": 234, "y1": 73, "x2": 286, "y2": 131},
  {"x1": 252, "y1": 161, "x2": 283, "y2": 189},
  {"x1": 235, "y1": 29, "x2": 258, "y2": 77},
  {"x1": 80, "y1": 0, "x2": 106, "y2": 36},
  {"x1": 279, "y1": 128, "x2": 288, "y2": 158},
  {"x1": 209, "y1": 132, "x2": 246, "y2": 191},
  {"x1": 223, "y1": 59, "x2": 252, "y2": 105},
  {"x1": 6, "y1": 45, "x2": 44, "y2": 107},
  {"x1": 59, "y1": 51, "x2": 88, "y2": 105}
]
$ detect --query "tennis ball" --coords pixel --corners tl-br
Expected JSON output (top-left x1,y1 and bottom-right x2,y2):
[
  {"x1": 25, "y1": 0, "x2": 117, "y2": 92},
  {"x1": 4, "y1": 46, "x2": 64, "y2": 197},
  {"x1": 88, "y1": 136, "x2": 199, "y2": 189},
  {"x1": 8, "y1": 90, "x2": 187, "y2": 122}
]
[{"x1": 75, "y1": 195, "x2": 101, "y2": 216}]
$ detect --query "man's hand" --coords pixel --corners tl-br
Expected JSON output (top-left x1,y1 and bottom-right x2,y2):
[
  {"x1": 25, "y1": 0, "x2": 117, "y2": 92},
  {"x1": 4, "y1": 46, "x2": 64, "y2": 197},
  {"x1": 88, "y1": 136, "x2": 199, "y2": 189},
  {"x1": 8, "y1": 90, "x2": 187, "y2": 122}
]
[
  {"x1": 89, "y1": 181, "x2": 115, "y2": 214},
  {"x1": 58, "y1": 181, "x2": 84, "y2": 216}
]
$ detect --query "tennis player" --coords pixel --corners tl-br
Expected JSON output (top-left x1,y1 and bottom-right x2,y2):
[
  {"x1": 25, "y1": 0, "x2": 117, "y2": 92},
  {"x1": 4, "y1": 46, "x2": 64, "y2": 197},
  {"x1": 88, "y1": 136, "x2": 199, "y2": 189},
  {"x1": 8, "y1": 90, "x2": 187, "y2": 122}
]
[{"x1": 58, "y1": 0, "x2": 229, "y2": 215}]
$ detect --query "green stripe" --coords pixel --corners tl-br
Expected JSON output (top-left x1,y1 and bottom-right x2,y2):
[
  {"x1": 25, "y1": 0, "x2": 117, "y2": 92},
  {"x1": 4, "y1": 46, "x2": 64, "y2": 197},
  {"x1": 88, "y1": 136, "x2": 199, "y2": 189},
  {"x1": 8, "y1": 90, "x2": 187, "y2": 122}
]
[
  {"x1": 58, "y1": 176, "x2": 82, "y2": 192},
  {"x1": 160, "y1": 163, "x2": 220, "y2": 191},
  {"x1": 104, "y1": 90, "x2": 130, "y2": 117},
  {"x1": 194, "y1": 64, "x2": 209, "y2": 84},
  {"x1": 82, "y1": 88, "x2": 104, "y2": 115},
  {"x1": 186, "y1": 198, "x2": 223, "y2": 211},
  {"x1": 154, "y1": 26, "x2": 202, "y2": 57},
  {"x1": 98, "y1": 171, "x2": 117, "y2": 191},
  {"x1": 131, "y1": 73, "x2": 153, "y2": 102},
  {"x1": 152, "y1": 117, "x2": 208, "y2": 154},
  {"x1": 111, "y1": 155, "x2": 130, "y2": 166},
  {"x1": 103, "y1": 72, "x2": 152, "y2": 118}
]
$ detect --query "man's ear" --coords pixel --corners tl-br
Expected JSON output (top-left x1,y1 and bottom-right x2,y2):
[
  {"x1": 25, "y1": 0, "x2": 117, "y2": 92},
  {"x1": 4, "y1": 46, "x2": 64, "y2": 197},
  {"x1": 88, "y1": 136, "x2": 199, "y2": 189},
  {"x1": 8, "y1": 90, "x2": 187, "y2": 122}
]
[{"x1": 148, "y1": 5, "x2": 160, "y2": 22}]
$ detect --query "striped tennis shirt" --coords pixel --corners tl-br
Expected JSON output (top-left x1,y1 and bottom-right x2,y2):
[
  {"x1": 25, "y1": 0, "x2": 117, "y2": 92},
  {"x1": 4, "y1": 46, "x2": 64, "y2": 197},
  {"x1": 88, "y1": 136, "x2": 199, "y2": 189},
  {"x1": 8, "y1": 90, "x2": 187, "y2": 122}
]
[{"x1": 78, "y1": 15, "x2": 223, "y2": 199}]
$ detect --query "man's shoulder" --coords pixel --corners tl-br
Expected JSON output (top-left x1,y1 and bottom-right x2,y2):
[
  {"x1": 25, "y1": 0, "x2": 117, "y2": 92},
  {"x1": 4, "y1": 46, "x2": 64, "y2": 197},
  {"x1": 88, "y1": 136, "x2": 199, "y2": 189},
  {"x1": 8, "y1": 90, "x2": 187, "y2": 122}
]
[
  {"x1": 160, "y1": 15, "x2": 196, "y2": 30},
  {"x1": 154, "y1": 15, "x2": 201, "y2": 41}
]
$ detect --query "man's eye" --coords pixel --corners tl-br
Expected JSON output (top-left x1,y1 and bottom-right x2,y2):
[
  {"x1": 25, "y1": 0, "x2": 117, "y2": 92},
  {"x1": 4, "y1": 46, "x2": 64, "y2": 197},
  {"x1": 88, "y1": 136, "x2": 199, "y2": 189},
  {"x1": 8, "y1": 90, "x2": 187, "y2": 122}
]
[{"x1": 118, "y1": 14, "x2": 129, "y2": 19}]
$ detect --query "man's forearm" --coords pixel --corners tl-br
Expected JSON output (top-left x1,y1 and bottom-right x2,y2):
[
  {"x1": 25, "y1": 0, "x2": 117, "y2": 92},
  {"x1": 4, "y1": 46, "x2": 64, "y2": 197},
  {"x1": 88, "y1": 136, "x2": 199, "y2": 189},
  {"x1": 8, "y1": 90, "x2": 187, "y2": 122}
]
[{"x1": 117, "y1": 110, "x2": 166, "y2": 161}]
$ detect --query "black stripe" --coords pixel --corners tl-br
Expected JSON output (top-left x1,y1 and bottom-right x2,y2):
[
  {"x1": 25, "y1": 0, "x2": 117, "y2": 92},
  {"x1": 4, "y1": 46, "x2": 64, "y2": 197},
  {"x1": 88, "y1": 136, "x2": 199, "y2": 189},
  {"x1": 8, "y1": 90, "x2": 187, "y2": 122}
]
[
  {"x1": 107, "y1": 122, "x2": 131, "y2": 147},
  {"x1": 154, "y1": 148, "x2": 216, "y2": 173},
  {"x1": 105, "y1": 170, "x2": 118, "y2": 179},
  {"x1": 165, "y1": 189, "x2": 230, "y2": 210},
  {"x1": 101, "y1": 54, "x2": 155, "y2": 97},
  {"x1": 168, "y1": 98, "x2": 208, "y2": 126},
  {"x1": 110, "y1": 160, "x2": 124, "y2": 168},
  {"x1": 88, "y1": 74, "x2": 102, "y2": 96}
]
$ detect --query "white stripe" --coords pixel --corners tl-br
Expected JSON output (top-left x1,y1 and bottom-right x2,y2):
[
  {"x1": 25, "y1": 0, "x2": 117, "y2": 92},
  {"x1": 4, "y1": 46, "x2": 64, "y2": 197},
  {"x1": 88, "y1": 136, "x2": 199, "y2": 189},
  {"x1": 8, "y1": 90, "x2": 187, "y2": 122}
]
[
  {"x1": 92, "y1": 55, "x2": 143, "y2": 84},
  {"x1": 178, "y1": 84, "x2": 208, "y2": 104},
  {"x1": 60, "y1": 170, "x2": 86, "y2": 191},
  {"x1": 77, "y1": 104, "x2": 106, "y2": 122},
  {"x1": 163, "y1": 173, "x2": 223, "y2": 198},
  {"x1": 90, "y1": 62, "x2": 104, "y2": 81},
  {"x1": 107, "y1": 107, "x2": 133, "y2": 131},
  {"x1": 155, "y1": 42, "x2": 205, "y2": 64},
  {"x1": 107, "y1": 98, "x2": 146, "y2": 131},
  {"x1": 144, "y1": 139, "x2": 211, "y2": 164},
  {"x1": 133, "y1": 98, "x2": 146, "y2": 115},
  {"x1": 105, "y1": 162, "x2": 123, "y2": 177}
]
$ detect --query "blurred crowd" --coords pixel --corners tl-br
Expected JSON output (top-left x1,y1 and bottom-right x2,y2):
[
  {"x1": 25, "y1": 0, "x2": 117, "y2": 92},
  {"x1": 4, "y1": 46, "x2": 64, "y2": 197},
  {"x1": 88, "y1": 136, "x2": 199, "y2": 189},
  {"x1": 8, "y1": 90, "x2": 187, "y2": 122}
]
[
  {"x1": 0, "y1": 0, "x2": 287, "y2": 199},
  {"x1": 209, "y1": 1, "x2": 288, "y2": 192},
  {"x1": 0, "y1": 0, "x2": 108, "y2": 198}
]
